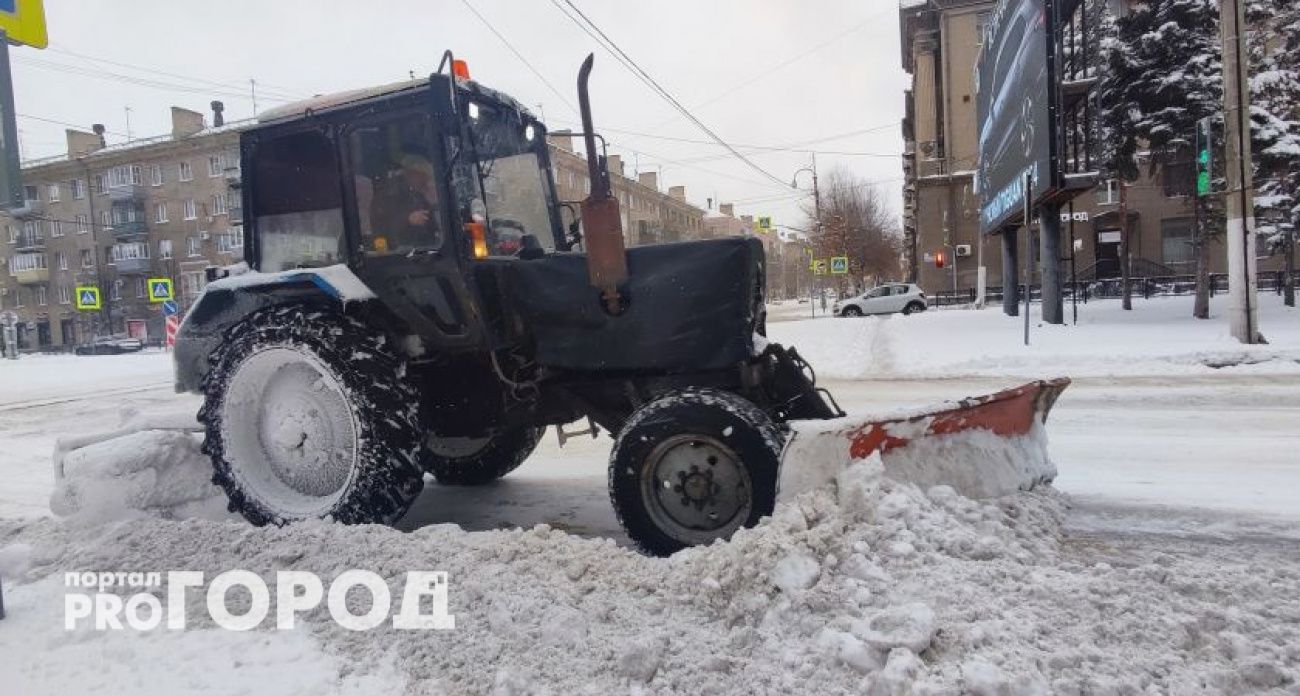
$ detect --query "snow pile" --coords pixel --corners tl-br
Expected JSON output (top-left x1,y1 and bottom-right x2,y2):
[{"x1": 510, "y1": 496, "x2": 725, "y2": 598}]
[
  {"x1": 49, "y1": 430, "x2": 229, "y2": 525},
  {"x1": 4, "y1": 431, "x2": 1297, "y2": 693},
  {"x1": 768, "y1": 294, "x2": 1300, "y2": 379}
]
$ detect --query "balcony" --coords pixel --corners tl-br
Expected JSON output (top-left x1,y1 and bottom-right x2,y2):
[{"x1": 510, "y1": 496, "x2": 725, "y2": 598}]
[
  {"x1": 13, "y1": 233, "x2": 45, "y2": 251},
  {"x1": 110, "y1": 220, "x2": 148, "y2": 239},
  {"x1": 108, "y1": 184, "x2": 147, "y2": 202},
  {"x1": 114, "y1": 257, "x2": 151, "y2": 275},
  {"x1": 11, "y1": 253, "x2": 48, "y2": 285}
]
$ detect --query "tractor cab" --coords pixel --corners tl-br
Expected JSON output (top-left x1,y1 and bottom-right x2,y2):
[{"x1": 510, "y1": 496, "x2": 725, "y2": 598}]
[{"x1": 239, "y1": 57, "x2": 565, "y2": 353}]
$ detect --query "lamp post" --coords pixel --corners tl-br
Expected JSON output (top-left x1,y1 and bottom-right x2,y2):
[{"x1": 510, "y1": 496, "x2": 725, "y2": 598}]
[{"x1": 793, "y1": 156, "x2": 824, "y2": 315}]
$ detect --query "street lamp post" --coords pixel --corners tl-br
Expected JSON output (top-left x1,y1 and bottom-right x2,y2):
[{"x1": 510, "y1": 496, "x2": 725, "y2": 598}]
[{"x1": 792, "y1": 155, "x2": 823, "y2": 316}]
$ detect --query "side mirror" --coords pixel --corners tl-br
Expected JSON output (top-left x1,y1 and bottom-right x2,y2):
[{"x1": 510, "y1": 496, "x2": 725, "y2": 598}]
[{"x1": 558, "y1": 203, "x2": 582, "y2": 248}]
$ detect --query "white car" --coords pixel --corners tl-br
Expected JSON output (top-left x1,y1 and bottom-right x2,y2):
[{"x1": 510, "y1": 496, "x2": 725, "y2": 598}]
[{"x1": 834, "y1": 283, "x2": 928, "y2": 317}]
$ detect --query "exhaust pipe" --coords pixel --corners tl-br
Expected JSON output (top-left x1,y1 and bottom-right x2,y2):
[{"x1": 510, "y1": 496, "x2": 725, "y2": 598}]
[{"x1": 576, "y1": 54, "x2": 628, "y2": 315}]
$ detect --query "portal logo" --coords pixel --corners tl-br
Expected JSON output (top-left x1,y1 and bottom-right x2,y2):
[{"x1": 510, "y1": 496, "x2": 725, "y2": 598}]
[{"x1": 64, "y1": 570, "x2": 455, "y2": 631}]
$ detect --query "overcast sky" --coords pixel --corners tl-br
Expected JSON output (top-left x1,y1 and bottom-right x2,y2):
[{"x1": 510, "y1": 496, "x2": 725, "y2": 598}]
[{"x1": 12, "y1": 0, "x2": 907, "y2": 230}]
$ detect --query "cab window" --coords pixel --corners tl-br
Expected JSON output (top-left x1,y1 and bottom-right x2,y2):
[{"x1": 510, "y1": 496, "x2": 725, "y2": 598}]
[
  {"x1": 347, "y1": 116, "x2": 444, "y2": 256},
  {"x1": 251, "y1": 129, "x2": 346, "y2": 272}
]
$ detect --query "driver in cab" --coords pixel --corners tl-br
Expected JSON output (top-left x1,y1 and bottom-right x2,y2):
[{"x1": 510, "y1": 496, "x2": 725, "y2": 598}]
[{"x1": 371, "y1": 154, "x2": 443, "y2": 253}]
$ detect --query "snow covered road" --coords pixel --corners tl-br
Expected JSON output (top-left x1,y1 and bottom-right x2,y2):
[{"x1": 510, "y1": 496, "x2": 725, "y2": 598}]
[{"x1": 1, "y1": 299, "x2": 1298, "y2": 694}]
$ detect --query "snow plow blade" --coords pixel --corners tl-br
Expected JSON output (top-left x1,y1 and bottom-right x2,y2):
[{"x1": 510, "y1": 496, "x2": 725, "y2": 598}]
[{"x1": 779, "y1": 378, "x2": 1071, "y2": 500}]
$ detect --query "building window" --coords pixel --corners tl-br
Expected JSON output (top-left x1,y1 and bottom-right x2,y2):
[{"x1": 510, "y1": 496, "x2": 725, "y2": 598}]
[
  {"x1": 182, "y1": 270, "x2": 206, "y2": 298},
  {"x1": 14, "y1": 288, "x2": 22, "y2": 307},
  {"x1": 6, "y1": 225, "x2": 15, "y2": 243},
  {"x1": 47, "y1": 183, "x2": 60, "y2": 202},
  {"x1": 135, "y1": 277, "x2": 146, "y2": 298},
  {"x1": 151, "y1": 164, "x2": 163, "y2": 186},
  {"x1": 70, "y1": 178, "x2": 85, "y2": 199},
  {"x1": 111, "y1": 242, "x2": 150, "y2": 262},
  {"x1": 183, "y1": 199, "x2": 197, "y2": 220},
  {"x1": 75, "y1": 214, "x2": 89, "y2": 234},
  {"x1": 100, "y1": 210, "x2": 110, "y2": 228},
  {"x1": 1160, "y1": 218, "x2": 1195, "y2": 266},
  {"x1": 109, "y1": 164, "x2": 143, "y2": 188},
  {"x1": 1095, "y1": 179, "x2": 1120, "y2": 206},
  {"x1": 212, "y1": 193, "x2": 227, "y2": 216},
  {"x1": 80, "y1": 249, "x2": 94, "y2": 268},
  {"x1": 1161, "y1": 149, "x2": 1195, "y2": 198},
  {"x1": 208, "y1": 154, "x2": 223, "y2": 177},
  {"x1": 187, "y1": 236, "x2": 202, "y2": 257},
  {"x1": 111, "y1": 280, "x2": 122, "y2": 301},
  {"x1": 93, "y1": 174, "x2": 107, "y2": 195},
  {"x1": 58, "y1": 284, "x2": 71, "y2": 305},
  {"x1": 155, "y1": 202, "x2": 169, "y2": 223},
  {"x1": 218, "y1": 230, "x2": 243, "y2": 254},
  {"x1": 11, "y1": 252, "x2": 47, "y2": 272},
  {"x1": 50, "y1": 220, "x2": 63, "y2": 238},
  {"x1": 178, "y1": 161, "x2": 193, "y2": 182},
  {"x1": 56, "y1": 251, "x2": 67, "y2": 270},
  {"x1": 23, "y1": 184, "x2": 38, "y2": 202},
  {"x1": 21, "y1": 219, "x2": 43, "y2": 245},
  {"x1": 158, "y1": 238, "x2": 173, "y2": 259},
  {"x1": 36, "y1": 285, "x2": 46, "y2": 306}
]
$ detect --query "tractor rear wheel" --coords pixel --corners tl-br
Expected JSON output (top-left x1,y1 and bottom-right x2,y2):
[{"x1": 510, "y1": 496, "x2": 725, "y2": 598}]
[
  {"x1": 609, "y1": 389, "x2": 784, "y2": 556},
  {"x1": 199, "y1": 305, "x2": 425, "y2": 527},
  {"x1": 425, "y1": 426, "x2": 544, "y2": 485}
]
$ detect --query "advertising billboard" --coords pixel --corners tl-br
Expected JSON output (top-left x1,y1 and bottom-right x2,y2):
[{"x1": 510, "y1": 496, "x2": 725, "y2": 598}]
[{"x1": 975, "y1": 0, "x2": 1056, "y2": 235}]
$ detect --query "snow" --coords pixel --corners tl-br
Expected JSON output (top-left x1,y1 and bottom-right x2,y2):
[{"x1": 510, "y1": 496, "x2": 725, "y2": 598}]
[
  {"x1": 200, "y1": 263, "x2": 378, "y2": 303},
  {"x1": 0, "y1": 299, "x2": 1298, "y2": 693},
  {"x1": 768, "y1": 294, "x2": 1300, "y2": 379}
]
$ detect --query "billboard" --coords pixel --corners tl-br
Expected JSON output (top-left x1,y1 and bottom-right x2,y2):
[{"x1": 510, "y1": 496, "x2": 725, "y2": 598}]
[{"x1": 975, "y1": 0, "x2": 1056, "y2": 235}]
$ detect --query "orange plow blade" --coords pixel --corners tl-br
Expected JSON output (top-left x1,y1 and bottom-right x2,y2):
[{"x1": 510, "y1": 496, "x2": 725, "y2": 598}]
[{"x1": 779, "y1": 378, "x2": 1071, "y2": 500}]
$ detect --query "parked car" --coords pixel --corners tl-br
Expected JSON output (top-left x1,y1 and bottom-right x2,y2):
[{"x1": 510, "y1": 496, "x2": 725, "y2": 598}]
[
  {"x1": 75, "y1": 336, "x2": 145, "y2": 355},
  {"x1": 834, "y1": 284, "x2": 928, "y2": 317}
]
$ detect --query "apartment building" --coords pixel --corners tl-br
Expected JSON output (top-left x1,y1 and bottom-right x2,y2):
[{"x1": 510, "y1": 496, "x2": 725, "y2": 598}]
[
  {"x1": 547, "y1": 130, "x2": 706, "y2": 245},
  {"x1": 899, "y1": 0, "x2": 1298, "y2": 297},
  {"x1": 0, "y1": 103, "x2": 243, "y2": 350}
]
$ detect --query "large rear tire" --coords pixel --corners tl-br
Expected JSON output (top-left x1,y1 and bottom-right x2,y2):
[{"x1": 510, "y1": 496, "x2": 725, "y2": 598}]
[
  {"x1": 609, "y1": 389, "x2": 784, "y2": 556},
  {"x1": 425, "y1": 426, "x2": 544, "y2": 485},
  {"x1": 199, "y1": 305, "x2": 425, "y2": 527}
]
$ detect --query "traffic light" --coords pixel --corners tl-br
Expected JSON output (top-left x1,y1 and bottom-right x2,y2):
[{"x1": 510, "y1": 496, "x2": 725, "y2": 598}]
[
  {"x1": 1195, "y1": 116, "x2": 1213, "y2": 197},
  {"x1": 934, "y1": 250, "x2": 946, "y2": 268}
]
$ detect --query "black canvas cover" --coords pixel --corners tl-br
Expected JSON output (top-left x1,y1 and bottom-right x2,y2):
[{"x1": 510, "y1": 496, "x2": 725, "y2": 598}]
[{"x1": 508, "y1": 237, "x2": 764, "y2": 372}]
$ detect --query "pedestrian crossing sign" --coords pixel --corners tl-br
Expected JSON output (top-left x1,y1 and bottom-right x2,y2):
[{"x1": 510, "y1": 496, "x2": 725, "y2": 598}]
[
  {"x1": 830, "y1": 256, "x2": 849, "y2": 274},
  {"x1": 75, "y1": 285, "x2": 100, "y2": 311},
  {"x1": 147, "y1": 277, "x2": 174, "y2": 303},
  {"x1": 757, "y1": 216, "x2": 772, "y2": 231}
]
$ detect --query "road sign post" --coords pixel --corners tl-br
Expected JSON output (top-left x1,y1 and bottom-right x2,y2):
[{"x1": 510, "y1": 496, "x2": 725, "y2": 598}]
[{"x1": 0, "y1": 1, "x2": 49, "y2": 208}]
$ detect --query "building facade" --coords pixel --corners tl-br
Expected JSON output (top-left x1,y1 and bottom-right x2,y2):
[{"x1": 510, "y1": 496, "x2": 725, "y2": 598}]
[
  {"x1": 899, "y1": 0, "x2": 1299, "y2": 297},
  {"x1": 547, "y1": 130, "x2": 706, "y2": 245},
  {"x1": 1, "y1": 104, "x2": 243, "y2": 351}
]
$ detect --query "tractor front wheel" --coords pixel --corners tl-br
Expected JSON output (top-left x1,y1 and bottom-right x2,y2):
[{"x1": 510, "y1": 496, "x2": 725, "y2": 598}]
[
  {"x1": 609, "y1": 389, "x2": 783, "y2": 556},
  {"x1": 199, "y1": 305, "x2": 425, "y2": 527},
  {"x1": 425, "y1": 426, "x2": 544, "y2": 485}
]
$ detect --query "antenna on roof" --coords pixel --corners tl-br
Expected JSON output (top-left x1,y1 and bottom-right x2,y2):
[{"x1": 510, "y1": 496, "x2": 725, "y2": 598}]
[{"x1": 250, "y1": 79, "x2": 258, "y2": 116}]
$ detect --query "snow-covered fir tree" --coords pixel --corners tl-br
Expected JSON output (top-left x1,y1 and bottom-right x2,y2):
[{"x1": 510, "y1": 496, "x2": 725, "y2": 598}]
[{"x1": 1248, "y1": 0, "x2": 1300, "y2": 273}]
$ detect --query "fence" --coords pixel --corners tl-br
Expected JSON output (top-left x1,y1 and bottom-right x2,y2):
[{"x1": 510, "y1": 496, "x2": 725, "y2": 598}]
[{"x1": 929, "y1": 271, "x2": 1296, "y2": 308}]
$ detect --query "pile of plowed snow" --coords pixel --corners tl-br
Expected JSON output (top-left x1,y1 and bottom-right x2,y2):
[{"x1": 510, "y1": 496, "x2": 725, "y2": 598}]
[{"x1": 3, "y1": 436, "x2": 1298, "y2": 694}]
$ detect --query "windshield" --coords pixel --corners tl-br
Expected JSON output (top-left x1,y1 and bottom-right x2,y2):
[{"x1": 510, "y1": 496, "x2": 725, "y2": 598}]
[{"x1": 461, "y1": 100, "x2": 558, "y2": 255}]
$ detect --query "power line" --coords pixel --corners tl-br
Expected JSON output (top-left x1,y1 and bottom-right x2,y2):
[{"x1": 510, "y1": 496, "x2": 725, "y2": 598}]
[
  {"x1": 550, "y1": 0, "x2": 790, "y2": 190},
  {"x1": 461, "y1": 0, "x2": 580, "y2": 118},
  {"x1": 16, "y1": 113, "x2": 129, "y2": 138},
  {"x1": 43, "y1": 46, "x2": 305, "y2": 102},
  {"x1": 13, "y1": 57, "x2": 297, "y2": 104}
]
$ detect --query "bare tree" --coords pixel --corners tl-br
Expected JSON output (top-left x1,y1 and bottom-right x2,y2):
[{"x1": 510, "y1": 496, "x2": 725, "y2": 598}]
[{"x1": 803, "y1": 168, "x2": 903, "y2": 292}]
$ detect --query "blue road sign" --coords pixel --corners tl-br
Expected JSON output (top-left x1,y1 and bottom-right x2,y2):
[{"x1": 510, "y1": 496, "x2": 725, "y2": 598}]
[{"x1": 161, "y1": 300, "x2": 179, "y2": 316}]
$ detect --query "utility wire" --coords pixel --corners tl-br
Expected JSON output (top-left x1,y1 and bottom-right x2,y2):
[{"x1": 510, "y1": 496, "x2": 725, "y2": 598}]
[
  {"x1": 461, "y1": 0, "x2": 580, "y2": 118},
  {"x1": 43, "y1": 46, "x2": 306, "y2": 102},
  {"x1": 16, "y1": 113, "x2": 129, "y2": 138},
  {"x1": 550, "y1": 0, "x2": 791, "y2": 190},
  {"x1": 13, "y1": 57, "x2": 296, "y2": 104}
]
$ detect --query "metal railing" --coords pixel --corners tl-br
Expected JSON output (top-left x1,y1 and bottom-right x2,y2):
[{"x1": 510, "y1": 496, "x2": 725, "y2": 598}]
[{"x1": 929, "y1": 271, "x2": 1296, "y2": 308}]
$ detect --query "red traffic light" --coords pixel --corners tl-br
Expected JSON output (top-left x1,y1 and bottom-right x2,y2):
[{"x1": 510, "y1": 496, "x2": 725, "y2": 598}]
[{"x1": 935, "y1": 251, "x2": 946, "y2": 268}]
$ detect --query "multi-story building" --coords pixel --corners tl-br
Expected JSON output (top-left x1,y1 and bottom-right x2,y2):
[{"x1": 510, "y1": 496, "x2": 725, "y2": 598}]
[
  {"x1": 547, "y1": 130, "x2": 706, "y2": 245},
  {"x1": 0, "y1": 103, "x2": 243, "y2": 350},
  {"x1": 899, "y1": 0, "x2": 1298, "y2": 297}
]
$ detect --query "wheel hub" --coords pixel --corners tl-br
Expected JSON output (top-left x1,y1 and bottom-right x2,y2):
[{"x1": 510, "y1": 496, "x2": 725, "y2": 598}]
[
  {"x1": 220, "y1": 346, "x2": 360, "y2": 518},
  {"x1": 643, "y1": 435, "x2": 752, "y2": 538}
]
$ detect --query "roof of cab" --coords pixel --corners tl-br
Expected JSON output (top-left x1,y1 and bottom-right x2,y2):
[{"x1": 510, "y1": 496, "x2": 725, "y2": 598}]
[{"x1": 256, "y1": 78, "x2": 428, "y2": 125}]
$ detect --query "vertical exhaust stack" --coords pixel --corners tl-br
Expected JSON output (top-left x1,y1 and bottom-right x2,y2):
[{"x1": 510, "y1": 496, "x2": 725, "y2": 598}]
[{"x1": 576, "y1": 54, "x2": 628, "y2": 315}]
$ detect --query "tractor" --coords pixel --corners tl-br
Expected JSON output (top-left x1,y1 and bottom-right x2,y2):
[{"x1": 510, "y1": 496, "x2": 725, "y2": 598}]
[
  {"x1": 173, "y1": 53, "x2": 1067, "y2": 555},
  {"x1": 174, "y1": 53, "x2": 842, "y2": 555}
]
